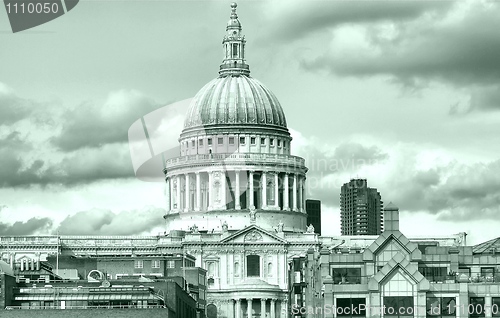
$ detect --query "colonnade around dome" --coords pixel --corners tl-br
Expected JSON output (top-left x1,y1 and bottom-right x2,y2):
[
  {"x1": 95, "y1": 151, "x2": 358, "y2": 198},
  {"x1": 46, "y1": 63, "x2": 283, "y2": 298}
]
[{"x1": 165, "y1": 169, "x2": 306, "y2": 214}]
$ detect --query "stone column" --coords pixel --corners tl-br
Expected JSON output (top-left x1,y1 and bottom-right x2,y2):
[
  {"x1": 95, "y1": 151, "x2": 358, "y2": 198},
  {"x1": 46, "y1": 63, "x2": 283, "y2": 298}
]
[
  {"x1": 261, "y1": 299, "x2": 267, "y2": 318},
  {"x1": 270, "y1": 299, "x2": 276, "y2": 318},
  {"x1": 195, "y1": 172, "x2": 201, "y2": 211},
  {"x1": 165, "y1": 177, "x2": 171, "y2": 213},
  {"x1": 281, "y1": 298, "x2": 288, "y2": 318},
  {"x1": 283, "y1": 173, "x2": 289, "y2": 210},
  {"x1": 292, "y1": 174, "x2": 298, "y2": 211},
  {"x1": 249, "y1": 171, "x2": 255, "y2": 210},
  {"x1": 184, "y1": 173, "x2": 190, "y2": 212},
  {"x1": 274, "y1": 173, "x2": 279, "y2": 209},
  {"x1": 236, "y1": 298, "x2": 242, "y2": 318},
  {"x1": 176, "y1": 175, "x2": 181, "y2": 212},
  {"x1": 235, "y1": 170, "x2": 241, "y2": 210},
  {"x1": 298, "y1": 176, "x2": 303, "y2": 212},
  {"x1": 170, "y1": 176, "x2": 175, "y2": 211},
  {"x1": 262, "y1": 172, "x2": 267, "y2": 209},
  {"x1": 247, "y1": 298, "x2": 253, "y2": 318},
  {"x1": 302, "y1": 177, "x2": 306, "y2": 213},
  {"x1": 208, "y1": 171, "x2": 213, "y2": 210},
  {"x1": 221, "y1": 171, "x2": 227, "y2": 209}
]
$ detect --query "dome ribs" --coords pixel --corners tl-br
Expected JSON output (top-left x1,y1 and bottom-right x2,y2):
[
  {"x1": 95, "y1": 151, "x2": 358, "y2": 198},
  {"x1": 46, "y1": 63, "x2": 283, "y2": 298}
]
[{"x1": 181, "y1": 76, "x2": 288, "y2": 132}]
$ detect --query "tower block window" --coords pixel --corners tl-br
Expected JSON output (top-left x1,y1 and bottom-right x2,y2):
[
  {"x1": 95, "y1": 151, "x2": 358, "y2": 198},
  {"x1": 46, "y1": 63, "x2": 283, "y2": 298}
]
[{"x1": 246, "y1": 255, "x2": 260, "y2": 277}]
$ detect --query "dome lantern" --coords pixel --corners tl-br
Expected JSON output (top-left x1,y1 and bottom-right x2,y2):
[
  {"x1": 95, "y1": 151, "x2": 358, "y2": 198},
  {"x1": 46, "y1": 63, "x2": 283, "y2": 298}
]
[{"x1": 220, "y1": 2, "x2": 250, "y2": 77}]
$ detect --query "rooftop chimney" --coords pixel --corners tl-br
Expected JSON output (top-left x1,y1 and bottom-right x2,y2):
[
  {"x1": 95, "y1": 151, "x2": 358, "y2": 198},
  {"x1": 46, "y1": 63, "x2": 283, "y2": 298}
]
[{"x1": 384, "y1": 202, "x2": 399, "y2": 232}]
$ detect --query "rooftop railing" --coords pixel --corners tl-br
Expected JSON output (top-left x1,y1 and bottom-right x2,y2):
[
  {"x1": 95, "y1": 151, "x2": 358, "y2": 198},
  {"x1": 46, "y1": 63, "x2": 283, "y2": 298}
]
[{"x1": 165, "y1": 153, "x2": 306, "y2": 170}]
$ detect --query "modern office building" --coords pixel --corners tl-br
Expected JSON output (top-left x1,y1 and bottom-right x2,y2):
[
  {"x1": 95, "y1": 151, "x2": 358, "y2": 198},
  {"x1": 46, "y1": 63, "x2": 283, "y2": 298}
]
[
  {"x1": 305, "y1": 200, "x2": 321, "y2": 235},
  {"x1": 340, "y1": 179, "x2": 383, "y2": 235}
]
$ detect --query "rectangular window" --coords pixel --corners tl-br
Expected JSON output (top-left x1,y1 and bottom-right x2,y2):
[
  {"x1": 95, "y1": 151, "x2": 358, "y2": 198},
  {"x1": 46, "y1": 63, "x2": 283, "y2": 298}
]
[
  {"x1": 250, "y1": 137, "x2": 256, "y2": 145},
  {"x1": 384, "y1": 296, "x2": 414, "y2": 318},
  {"x1": 151, "y1": 260, "x2": 160, "y2": 269},
  {"x1": 134, "y1": 260, "x2": 144, "y2": 269},
  {"x1": 261, "y1": 138, "x2": 265, "y2": 145},
  {"x1": 418, "y1": 266, "x2": 447, "y2": 282},
  {"x1": 426, "y1": 297, "x2": 456, "y2": 317},
  {"x1": 218, "y1": 137, "x2": 223, "y2": 145},
  {"x1": 229, "y1": 137, "x2": 234, "y2": 145},
  {"x1": 239, "y1": 137, "x2": 245, "y2": 145},
  {"x1": 337, "y1": 298, "x2": 366, "y2": 317},
  {"x1": 191, "y1": 140, "x2": 195, "y2": 147},
  {"x1": 492, "y1": 298, "x2": 500, "y2": 317},
  {"x1": 167, "y1": 260, "x2": 175, "y2": 268},
  {"x1": 481, "y1": 267, "x2": 495, "y2": 282},
  {"x1": 199, "y1": 139, "x2": 203, "y2": 146},
  {"x1": 332, "y1": 268, "x2": 361, "y2": 284},
  {"x1": 246, "y1": 255, "x2": 260, "y2": 277},
  {"x1": 207, "y1": 138, "x2": 212, "y2": 146},
  {"x1": 469, "y1": 297, "x2": 485, "y2": 317}
]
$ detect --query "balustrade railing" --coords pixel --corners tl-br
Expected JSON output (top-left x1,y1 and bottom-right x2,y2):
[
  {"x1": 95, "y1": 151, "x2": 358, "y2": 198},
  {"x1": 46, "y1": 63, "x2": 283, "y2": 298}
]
[{"x1": 165, "y1": 152, "x2": 305, "y2": 168}]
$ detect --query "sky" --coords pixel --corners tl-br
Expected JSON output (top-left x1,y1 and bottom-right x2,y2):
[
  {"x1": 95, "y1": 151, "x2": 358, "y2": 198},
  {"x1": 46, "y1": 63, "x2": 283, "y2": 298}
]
[{"x1": 1, "y1": 0, "x2": 499, "y2": 245}]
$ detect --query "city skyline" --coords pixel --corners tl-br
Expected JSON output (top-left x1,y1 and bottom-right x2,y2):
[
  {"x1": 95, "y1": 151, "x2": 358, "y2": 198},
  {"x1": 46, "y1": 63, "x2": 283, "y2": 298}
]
[{"x1": 1, "y1": 0, "x2": 500, "y2": 245}]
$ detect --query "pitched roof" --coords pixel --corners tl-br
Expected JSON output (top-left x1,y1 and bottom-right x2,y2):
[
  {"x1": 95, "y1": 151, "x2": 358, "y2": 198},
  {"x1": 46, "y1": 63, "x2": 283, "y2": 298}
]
[{"x1": 473, "y1": 236, "x2": 500, "y2": 254}]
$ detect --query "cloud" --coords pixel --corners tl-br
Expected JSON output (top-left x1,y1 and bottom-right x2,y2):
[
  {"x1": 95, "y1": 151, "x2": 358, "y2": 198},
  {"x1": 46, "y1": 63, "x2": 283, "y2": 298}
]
[
  {"x1": 0, "y1": 217, "x2": 53, "y2": 235},
  {"x1": 51, "y1": 90, "x2": 167, "y2": 151},
  {"x1": 57, "y1": 206, "x2": 166, "y2": 235},
  {"x1": 300, "y1": 2, "x2": 500, "y2": 91},
  {"x1": 263, "y1": 0, "x2": 455, "y2": 43},
  {"x1": 291, "y1": 131, "x2": 389, "y2": 206},
  {"x1": 0, "y1": 83, "x2": 36, "y2": 126},
  {"x1": 294, "y1": 131, "x2": 500, "y2": 221},
  {"x1": 0, "y1": 139, "x2": 136, "y2": 188}
]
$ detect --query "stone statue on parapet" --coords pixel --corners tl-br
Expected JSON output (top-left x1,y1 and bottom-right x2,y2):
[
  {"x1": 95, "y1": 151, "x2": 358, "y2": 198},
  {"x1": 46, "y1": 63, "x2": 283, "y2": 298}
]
[
  {"x1": 249, "y1": 210, "x2": 256, "y2": 222},
  {"x1": 306, "y1": 224, "x2": 315, "y2": 233},
  {"x1": 277, "y1": 220, "x2": 284, "y2": 233},
  {"x1": 222, "y1": 220, "x2": 228, "y2": 232},
  {"x1": 190, "y1": 224, "x2": 199, "y2": 233}
]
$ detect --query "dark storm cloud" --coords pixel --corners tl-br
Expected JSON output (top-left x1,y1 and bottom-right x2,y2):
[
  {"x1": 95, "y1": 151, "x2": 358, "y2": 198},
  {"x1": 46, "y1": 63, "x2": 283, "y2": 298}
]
[
  {"x1": 0, "y1": 217, "x2": 53, "y2": 235},
  {"x1": 57, "y1": 207, "x2": 166, "y2": 235},
  {"x1": 470, "y1": 86, "x2": 500, "y2": 111},
  {"x1": 301, "y1": 3, "x2": 500, "y2": 92},
  {"x1": 266, "y1": 0, "x2": 455, "y2": 43},
  {"x1": 0, "y1": 143, "x2": 134, "y2": 188},
  {"x1": 51, "y1": 90, "x2": 164, "y2": 152},
  {"x1": 386, "y1": 159, "x2": 500, "y2": 220}
]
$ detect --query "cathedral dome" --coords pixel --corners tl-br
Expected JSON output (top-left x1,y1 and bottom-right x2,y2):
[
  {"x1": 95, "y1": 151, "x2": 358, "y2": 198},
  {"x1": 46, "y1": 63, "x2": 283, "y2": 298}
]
[
  {"x1": 181, "y1": 2, "x2": 288, "y2": 134},
  {"x1": 182, "y1": 75, "x2": 287, "y2": 131}
]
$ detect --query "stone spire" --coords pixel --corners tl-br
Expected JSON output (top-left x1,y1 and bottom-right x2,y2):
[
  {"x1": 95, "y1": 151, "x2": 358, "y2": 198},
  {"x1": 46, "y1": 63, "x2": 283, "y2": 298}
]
[{"x1": 219, "y1": 2, "x2": 250, "y2": 77}]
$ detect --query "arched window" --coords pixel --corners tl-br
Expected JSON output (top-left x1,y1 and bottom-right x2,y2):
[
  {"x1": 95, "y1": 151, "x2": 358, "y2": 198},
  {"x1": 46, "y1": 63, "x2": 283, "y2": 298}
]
[
  {"x1": 234, "y1": 262, "x2": 240, "y2": 276},
  {"x1": 246, "y1": 255, "x2": 260, "y2": 277},
  {"x1": 208, "y1": 262, "x2": 215, "y2": 276},
  {"x1": 268, "y1": 262, "x2": 273, "y2": 276},
  {"x1": 207, "y1": 304, "x2": 217, "y2": 318}
]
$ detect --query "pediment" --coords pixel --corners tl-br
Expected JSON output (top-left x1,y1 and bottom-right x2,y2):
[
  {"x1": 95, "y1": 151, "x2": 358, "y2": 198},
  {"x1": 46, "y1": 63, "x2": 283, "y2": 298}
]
[{"x1": 220, "y1": 225, "x2": 287, "y2": 244}]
